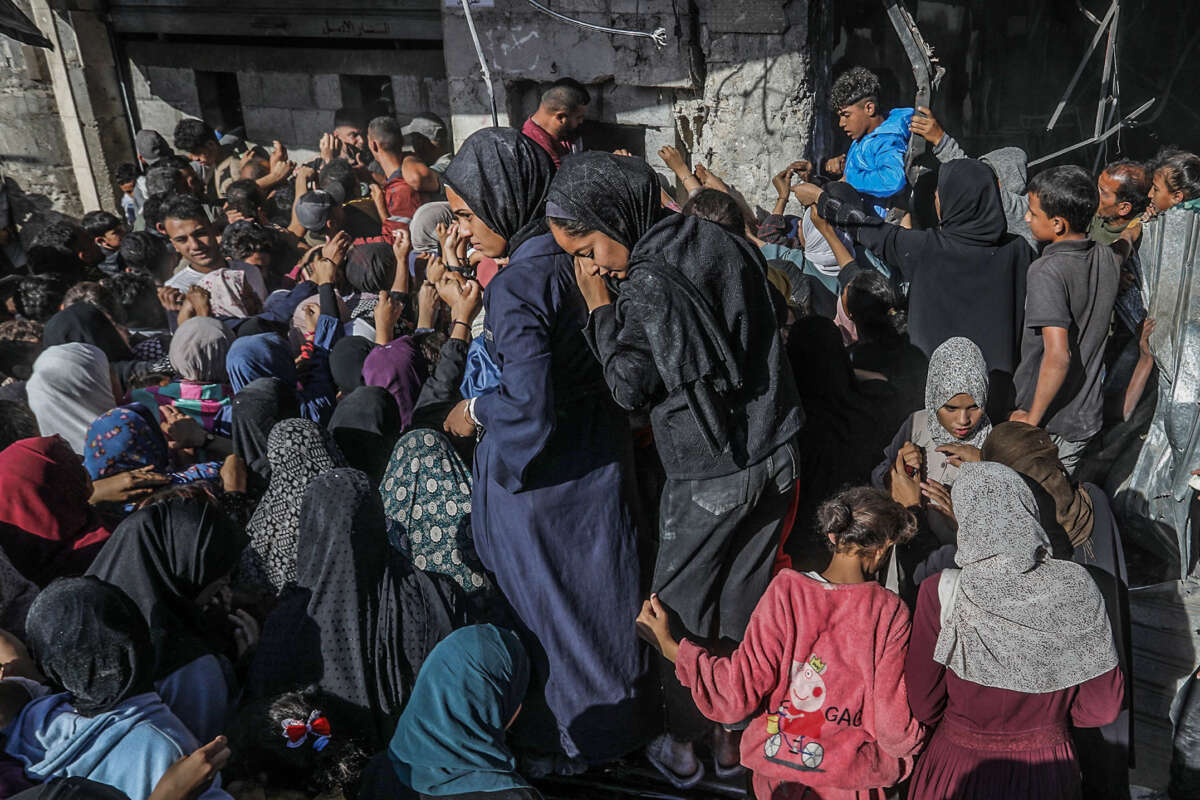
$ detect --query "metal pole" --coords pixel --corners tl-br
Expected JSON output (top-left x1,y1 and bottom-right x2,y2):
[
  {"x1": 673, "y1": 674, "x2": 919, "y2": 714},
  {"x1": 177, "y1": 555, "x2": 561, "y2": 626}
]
[
  {"x1": 1094, "y1": 2, "x2": 1118, "y2": 138},
  {"x1": 459, "y1": 0, "x2": 499, "y2": 128},
  {"x1": 1045, "y1": 0, "x2": 1117, "y2": 132}
]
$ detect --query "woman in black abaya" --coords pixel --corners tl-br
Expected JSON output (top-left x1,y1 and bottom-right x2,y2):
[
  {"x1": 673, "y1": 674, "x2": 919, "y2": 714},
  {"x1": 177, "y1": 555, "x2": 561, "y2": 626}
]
[
  {"x1": 799, "y1": 160, "x2": 1033, "y2": 414},
  {"x1": 247, "y1": 468, "x2": 462, "y2": 749}
]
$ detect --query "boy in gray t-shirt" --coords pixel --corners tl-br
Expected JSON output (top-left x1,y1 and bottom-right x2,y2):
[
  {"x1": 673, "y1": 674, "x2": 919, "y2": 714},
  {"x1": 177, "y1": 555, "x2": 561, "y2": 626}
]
[{"x1": 1011, "y1": 165, "x2": 1128, "y2": 473}]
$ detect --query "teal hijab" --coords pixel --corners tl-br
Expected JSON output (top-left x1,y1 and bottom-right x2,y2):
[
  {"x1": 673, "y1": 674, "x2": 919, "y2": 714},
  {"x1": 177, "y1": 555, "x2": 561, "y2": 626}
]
[{"x1": 387, "y1": 625, "x2": 532, "y2": 795}]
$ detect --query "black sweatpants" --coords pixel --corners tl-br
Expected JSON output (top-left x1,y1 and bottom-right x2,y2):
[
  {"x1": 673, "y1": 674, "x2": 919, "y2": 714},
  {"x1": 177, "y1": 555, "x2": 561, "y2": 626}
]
[{"x1": 653, "y1": 439, "x2": 798, "y2": 740}]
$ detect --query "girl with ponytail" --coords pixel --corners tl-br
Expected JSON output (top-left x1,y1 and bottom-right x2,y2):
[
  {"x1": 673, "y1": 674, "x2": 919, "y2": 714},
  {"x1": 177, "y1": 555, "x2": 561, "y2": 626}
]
[{"x1": 636, "y1": 486, "x2": 925, "y2": 798}]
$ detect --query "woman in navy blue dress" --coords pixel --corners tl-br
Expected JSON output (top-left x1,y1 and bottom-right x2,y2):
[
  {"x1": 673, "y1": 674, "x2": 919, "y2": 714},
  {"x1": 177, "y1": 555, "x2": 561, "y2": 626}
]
[{"x1": 441, "y1": 128, "x2": 651, "y2": 766}]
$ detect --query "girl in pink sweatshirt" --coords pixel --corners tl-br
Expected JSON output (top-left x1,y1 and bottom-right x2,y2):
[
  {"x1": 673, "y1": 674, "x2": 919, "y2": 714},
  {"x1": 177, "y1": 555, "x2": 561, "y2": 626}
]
[{"x1": 637, "y1": 487, "x2": 927, "y2": 799}]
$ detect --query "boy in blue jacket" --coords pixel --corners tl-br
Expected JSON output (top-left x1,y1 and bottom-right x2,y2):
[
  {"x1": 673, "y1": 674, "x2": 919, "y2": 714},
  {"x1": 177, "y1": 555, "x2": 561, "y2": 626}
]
[{"x1": 825, "y1": 67, "x2": 913, "y2": 216}]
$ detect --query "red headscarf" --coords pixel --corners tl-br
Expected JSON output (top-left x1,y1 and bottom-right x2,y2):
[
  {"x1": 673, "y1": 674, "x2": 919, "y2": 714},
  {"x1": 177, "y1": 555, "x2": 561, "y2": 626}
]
[{"x1": 0, "y1": 436, "x2": 112, "y2": 585}]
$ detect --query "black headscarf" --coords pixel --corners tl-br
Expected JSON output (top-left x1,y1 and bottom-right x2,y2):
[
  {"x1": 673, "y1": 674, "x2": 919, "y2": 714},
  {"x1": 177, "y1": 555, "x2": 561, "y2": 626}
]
[
  {"x1": 86, "y1": 497, "x2": 248, "y2": 678},
  {"x1": 817, "y1": 158, "x2": 1032, "y2": 376},
  {"x1": 549, "y1": 153, "x2": 777, "y2": 454},
  {"x1": 329, "y1": 386, "x2": 403, "y2": 486},
  {"x1": 25, "y1": 576, "x2": 153, "y2": 716},
  {"x1": 11, "y1": 779, "x2": 130, "y2": 800},
  {"x1": 43, "y1": 302, "x2": 134, "y2": 363},
  {"x1": 248, "y1": 468, "x2": 461, "y2": 748},
  {"x1": 330, "y1": 336, "x2": 375, "y2": 395},
  {"x1": 937, "y1": 159, "x2": 1009, "y2": 247},
  {"x1": 788, "y1": 315, "x2": 897, "y2": 529},
  {"x1": 443, "y1": 127, "x2": 556, "y2": 255},
  {"x1": 0, "y1": 545, "x2": 38, "y2": 639},
  {"x1": 545, "y1": 151, "x2": 666, "y2": 248},
  {"x1": 346, "y1": 244, "x2": 396, "y2": 295},
  {"x1": 231, "y1": 377, "x2": 299, "y2": 491}
]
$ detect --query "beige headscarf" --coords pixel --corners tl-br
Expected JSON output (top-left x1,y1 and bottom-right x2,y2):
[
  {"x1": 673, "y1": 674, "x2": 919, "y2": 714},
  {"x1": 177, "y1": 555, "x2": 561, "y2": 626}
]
[
  {"x1": 169, "y1": 317, "x2": 235, "y2": 384},
  {"x1": 981, "y1": 421, "x2": 1095, "y2": 547}
]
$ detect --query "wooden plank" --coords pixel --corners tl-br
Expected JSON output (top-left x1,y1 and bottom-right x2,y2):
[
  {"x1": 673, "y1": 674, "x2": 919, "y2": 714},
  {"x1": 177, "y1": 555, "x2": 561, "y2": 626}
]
[
  {"x1": 109, "y1": 8, "x2": 443, "y2": 40},
  {"x1": 123, "y1": 40, "x2": 445, "y2": 77}
]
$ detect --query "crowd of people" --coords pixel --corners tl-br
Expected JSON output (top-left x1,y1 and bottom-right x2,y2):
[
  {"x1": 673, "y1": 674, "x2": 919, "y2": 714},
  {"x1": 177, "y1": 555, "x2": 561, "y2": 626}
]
[{"x1": 0, "y1": 62, "x2": 1198, "y2": 800}]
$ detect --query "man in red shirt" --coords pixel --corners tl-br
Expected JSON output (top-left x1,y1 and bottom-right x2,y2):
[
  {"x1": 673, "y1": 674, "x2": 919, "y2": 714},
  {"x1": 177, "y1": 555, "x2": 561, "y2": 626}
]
[
  {"x1": 367, "y1": 116, "x2": 439, "y2": 239},
  {"x1": 520, "y1": 78, "x2": 590, "y2": 167}
]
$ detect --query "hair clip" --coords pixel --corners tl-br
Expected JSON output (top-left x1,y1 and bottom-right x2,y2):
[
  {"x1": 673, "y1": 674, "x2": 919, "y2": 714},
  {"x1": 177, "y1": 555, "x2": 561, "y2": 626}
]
[{"x1": 281, "y1": 709, "x2": 332, "y2": 751}]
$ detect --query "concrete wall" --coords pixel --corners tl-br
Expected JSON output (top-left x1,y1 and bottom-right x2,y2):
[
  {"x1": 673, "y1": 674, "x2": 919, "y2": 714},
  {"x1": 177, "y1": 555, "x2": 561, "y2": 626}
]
[
  {"x1": 440, "y1": 0, "x2": 830, "y2": 211},
  {"x1": 124, "y1": 41, "x2": 451, "y2": 163},
  {"x1": 237, "y1": 71, "x2": 341, "y2": 155},
  {"x1": 0, "y1": 24, "x2": 78, "y2": 230},
  {"x1": 129, "y1": 62, "x2": 201, "y2": 144},
  {"x1": 1, "y1": 0, "x2": 136, "y2": 232}
]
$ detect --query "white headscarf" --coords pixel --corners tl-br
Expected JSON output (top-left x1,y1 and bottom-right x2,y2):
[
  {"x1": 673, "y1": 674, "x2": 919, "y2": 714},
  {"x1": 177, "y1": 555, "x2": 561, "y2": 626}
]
[
  {"x1": 933, "y1": 462, "x2": 1118, "y2": 693},
  {"x1": 26, "y1": 343, "x2": 116, "y2": 454},
  {"x1": 925, "y1": 337, "x2": 992, "y2": 448},
  {"x1": 802, "y1": 207, "x2": 853, "y2": 277}
]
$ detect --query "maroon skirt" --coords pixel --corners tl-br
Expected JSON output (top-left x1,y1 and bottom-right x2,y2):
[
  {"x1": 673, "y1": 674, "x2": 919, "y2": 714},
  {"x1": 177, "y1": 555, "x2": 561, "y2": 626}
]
[{"x1": 908, "y1": 719, "x2": 1080, "y2": 800}]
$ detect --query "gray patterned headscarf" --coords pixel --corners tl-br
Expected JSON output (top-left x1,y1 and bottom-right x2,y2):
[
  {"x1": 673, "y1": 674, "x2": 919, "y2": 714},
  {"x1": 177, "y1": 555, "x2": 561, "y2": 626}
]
[
  {"x1": 239, "y1": 418, "x2": 346, "y2": 593},
  {"x1": 925, "y1": 337, "x2": 992, "y2": 447},
  {"x1": 933, "y1": 462, "x2": 1118, "y2": 693}
]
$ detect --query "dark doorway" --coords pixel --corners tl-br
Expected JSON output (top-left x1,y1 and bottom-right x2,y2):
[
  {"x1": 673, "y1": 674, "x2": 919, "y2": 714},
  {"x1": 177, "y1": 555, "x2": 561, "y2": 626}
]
[
  {"x1": 340, "y1": 74, "x2": 395, "y2": 120},
  {"x1": 195, "y1": 70, "x2": 244, "y2": 135}
]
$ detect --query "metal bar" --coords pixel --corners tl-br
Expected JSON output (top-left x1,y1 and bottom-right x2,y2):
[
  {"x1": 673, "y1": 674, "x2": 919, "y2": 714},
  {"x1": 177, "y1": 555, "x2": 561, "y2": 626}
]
[
  {"x1": 102, "y1": 5, "x2": 140, "y2": 151},
  {"x1": 1030, "y1": 97, "x2": 1153, "y2": 167},
  {"x1": 1045, "y1": 0, "x2": 1117, "y2": 132},
  {"x1": 1077, "y1": 0, "x2": 1103, "y2": 27},
  {"x1": 882, "y1": 0, "x2": 941, "y2": 185},
  {"x1": 1091, "y1": 97, "x2": 1119, "y2": 173},
  {"x1": 1094, "y1": 2, "x2": 1118, "y2": 139},
  {"x1": 459, "y1": 0, "x2": 498, "y2": 128}
]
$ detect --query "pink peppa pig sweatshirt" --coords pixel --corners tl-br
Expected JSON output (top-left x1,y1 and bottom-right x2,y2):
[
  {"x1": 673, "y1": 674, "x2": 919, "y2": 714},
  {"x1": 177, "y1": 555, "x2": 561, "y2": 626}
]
[{"x1": 675, "y1": 569, "x2": 926, "y2": 798}]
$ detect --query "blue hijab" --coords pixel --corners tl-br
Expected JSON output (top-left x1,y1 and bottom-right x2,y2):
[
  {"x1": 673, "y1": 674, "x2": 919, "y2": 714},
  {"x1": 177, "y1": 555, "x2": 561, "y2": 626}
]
[
  {"x1": 226, "y1": 333, "x2": 297, "y2": 394},
  {"x1": 387, "y1": 625, "x2": 532, "y2": 796},
  {"x1": 83, "y1": 405, "x2": 220, "y2": 513}
]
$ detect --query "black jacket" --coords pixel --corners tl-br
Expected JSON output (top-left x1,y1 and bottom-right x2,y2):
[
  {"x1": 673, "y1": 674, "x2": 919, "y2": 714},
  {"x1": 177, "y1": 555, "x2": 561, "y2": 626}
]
[{"x1": 584, "y1": 214, "x2": 803, "y2": 479}]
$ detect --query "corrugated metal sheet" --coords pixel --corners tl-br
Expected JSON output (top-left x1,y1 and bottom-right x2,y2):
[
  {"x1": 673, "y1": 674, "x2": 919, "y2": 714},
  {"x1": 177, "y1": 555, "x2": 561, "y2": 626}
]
[{"x1": 1130, "y1": 578, "x2": 1200, "y2": 788}]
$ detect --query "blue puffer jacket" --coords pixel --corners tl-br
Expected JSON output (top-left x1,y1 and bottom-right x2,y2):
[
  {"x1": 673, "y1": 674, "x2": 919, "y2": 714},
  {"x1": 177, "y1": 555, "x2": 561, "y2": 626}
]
[{"x1": 845, "y1": 107, "x2": 913, "y2": 212}]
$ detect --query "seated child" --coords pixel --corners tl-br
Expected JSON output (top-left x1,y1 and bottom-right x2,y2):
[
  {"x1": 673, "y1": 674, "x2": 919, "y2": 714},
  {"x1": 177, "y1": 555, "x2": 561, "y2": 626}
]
[
  {"x1": 226, "y1": 689, "x2": 372, "y2": 799},
  {"x1": 636, "y1": 487, "x2": 926, "y2": 800},
  {"x1": 3, "y1": 577, "x2": 228, "y2": 800}
]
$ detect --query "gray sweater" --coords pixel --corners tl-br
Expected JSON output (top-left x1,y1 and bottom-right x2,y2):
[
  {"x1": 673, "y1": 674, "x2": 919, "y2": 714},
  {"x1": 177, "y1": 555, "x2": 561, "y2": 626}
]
[{"x1": 934, "y1": 134, "x2": 1037, "y2": 249}]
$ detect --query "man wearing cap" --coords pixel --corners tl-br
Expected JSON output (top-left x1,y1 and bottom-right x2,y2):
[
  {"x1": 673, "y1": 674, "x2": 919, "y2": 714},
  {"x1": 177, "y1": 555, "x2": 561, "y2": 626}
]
[
  {"x1": 317, "y1": 159, "x2": 384, "y2": 238},
  {"x1": 403, "y1": 113, "x2": 452, "y2": 175},
  {"x1": 521, "y1": 78, "x2": 589, "y2": 167},
  {"x1": 294, "y1": 189, "x2": 385, "y2": 248},
  {"x1": 132, "y1": 129, "x2": 173, "y2": 221}
]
